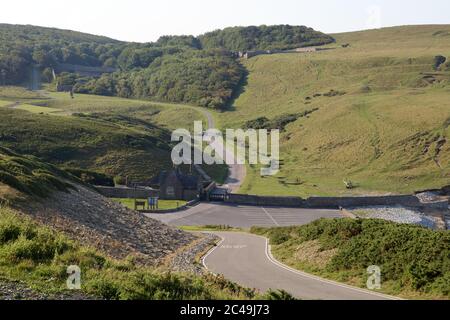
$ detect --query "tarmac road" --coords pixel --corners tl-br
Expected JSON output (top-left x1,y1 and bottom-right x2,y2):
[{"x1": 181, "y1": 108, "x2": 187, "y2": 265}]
[
  {"x1": 146, "y1": 202, "x2": 343, "y2": 228},
  {"x1": 203, "y1": 231, "x2": 399, "y2": 300},
  {"x1": 199, "y1": 109, "x2": 246, "y2": 193}
]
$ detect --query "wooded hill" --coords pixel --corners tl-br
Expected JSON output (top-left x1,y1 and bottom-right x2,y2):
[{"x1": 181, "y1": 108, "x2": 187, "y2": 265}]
[
  {"x1": 0, "y1": 24, "x2": 333, "y2": 108},
  {"x1": 199, "y1": 25, "x2": 335, "y2": 51}
]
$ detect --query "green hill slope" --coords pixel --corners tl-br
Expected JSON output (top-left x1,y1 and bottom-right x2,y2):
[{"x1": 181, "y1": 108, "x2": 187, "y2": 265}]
[
  {"x1": 0, "y1": 90, "x2": 209, "y2": 182},
  {"x1": 219, "y1": 25, "x2": 450, "y2": 196},
  {"x1": 0, "y1": 146, "x2": 80, "y2": 199}
]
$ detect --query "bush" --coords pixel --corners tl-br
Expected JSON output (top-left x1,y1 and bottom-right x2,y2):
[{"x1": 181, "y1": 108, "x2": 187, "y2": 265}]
[
  {"x1": 243, "y1": 109, "x2": 318, "y2": 131},
  {"x1": 252, "y1": 219, "x2": 450, "y2": 297},
  {"x1": 64, "y1": 168, "x2": 114, "y2": 187},
  {"x1": 0, "y1": 209, "x2": 72, "y2": 262}
]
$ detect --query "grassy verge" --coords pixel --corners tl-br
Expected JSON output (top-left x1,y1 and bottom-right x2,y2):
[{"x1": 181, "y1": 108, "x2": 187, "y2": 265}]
[
  {"x1": 112, "y1": 198, "x2": 187, "y2": 211},
  {"x1": 251, "y1": 218, "x2": 449, "y2": 300},
  {"x1": 0, "y1": 206, "x2": 268, "y2": 300}
]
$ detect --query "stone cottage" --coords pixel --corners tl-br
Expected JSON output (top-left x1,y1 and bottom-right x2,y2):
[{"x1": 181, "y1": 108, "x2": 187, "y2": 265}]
[{"x1": 150, "y1": 168, "x2": 202, "y2": 201}]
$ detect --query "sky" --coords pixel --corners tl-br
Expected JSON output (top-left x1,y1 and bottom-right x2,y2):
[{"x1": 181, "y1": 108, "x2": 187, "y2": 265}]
[{"x1": 1, "y1": 0, "x2": 450, "y2": 42}]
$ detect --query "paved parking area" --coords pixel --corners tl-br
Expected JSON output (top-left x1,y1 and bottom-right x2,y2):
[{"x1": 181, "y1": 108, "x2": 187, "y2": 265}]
[{"x1": 146, "y1": 203, "x2": 343, "y2": 228}]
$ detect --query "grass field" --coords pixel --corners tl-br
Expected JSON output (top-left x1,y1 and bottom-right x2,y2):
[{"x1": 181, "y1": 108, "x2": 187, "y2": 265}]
[
  {"x1": 217, "y1": 25, "x2": 450, "y2": 196},
  {"x1": 0, "y1": 86, "x2": 45, "y2": 100},
  {"x1": 13, "y1": 104, "x2": 62, "y2": 114},
  {"x1": 112, "y1": 198, "x2": 187, "y2": 211}
]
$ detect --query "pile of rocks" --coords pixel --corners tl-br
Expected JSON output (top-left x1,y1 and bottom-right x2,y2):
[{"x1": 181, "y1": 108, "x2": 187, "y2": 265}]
[
  {"x1": 17, "y1": 184, "x2": 197, "y2": 265},
  {"x1": 170, "y1": 233, "x2": 220, "y2": 274},
  {"x1": 352, "y1": 206, "x2": 439, "y2": 229}
]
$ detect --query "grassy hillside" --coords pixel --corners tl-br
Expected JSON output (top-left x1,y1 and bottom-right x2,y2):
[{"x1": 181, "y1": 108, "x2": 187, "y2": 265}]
[
  {"x1": 219, "y1": 25, "x2": 450, "y2": 196},
  {"x1": 0, "y1": 89, "x2": 208, "y2": 182},
  {"x1": 252, "y1": 218, "x2": 450, "y2": 299},
  {"x1": 0, "y1": 146, "x2": 79, "y2": 200}
]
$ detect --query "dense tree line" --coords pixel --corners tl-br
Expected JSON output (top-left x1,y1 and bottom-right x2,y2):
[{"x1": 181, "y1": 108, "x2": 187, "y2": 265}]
[
  {"x1": 75, "y1": 49, "x2": 244, "y2": 108},
  {"x1": 0, "y1": 24, "x2": 124, "y2": 84},
  {"x1": 0, "y1": 24, "x2": 334, "y2": 108},
  {"x1": 198, "y1": 25, "x2": 335, "y2": 51}
]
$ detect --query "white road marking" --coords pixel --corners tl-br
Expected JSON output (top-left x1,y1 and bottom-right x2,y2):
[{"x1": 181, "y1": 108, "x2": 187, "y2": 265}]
[
  {"x1": 201, "y1": 232, "x2": 403, "y2": 300},
  {"x1": 261, "y1": 207, "x2": 280, "y2": 226},
  {"x1": 201, "y1": 234, "x2": 225, "y2": 274}
]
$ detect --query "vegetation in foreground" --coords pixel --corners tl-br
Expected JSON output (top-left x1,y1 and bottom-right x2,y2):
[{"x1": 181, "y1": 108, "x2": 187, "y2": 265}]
[
  {"x1": 251, "y1": 218, "x2": 450, "y2": 299},
  {"x1": 0, "y1": 207, "x2": 264, "y2": 300}
]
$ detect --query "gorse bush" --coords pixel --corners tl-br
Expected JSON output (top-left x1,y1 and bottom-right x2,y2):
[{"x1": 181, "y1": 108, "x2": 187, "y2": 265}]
[
  {"x1": 252, "y1": 218, "x2": 450, "y2": 298},
  {"x1": 0, "y1": 209, "x2": 73, "y2": 262}
]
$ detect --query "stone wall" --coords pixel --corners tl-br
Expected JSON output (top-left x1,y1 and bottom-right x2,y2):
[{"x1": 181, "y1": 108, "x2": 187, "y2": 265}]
[
  {"x1": 95, "y1": 186, "x2": 158, "y2": 199},
  {"x1": 225, "y1": 194, "x2": 304, "y2": 207},
  {"x1": 304, "y1": 195, "x2": 423, "y2": 209}
]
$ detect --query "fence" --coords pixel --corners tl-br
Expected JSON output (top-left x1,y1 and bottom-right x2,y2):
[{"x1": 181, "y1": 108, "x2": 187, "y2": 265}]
[{"x1": 95, "y1": 186, "x2": 158, "y2": 199}]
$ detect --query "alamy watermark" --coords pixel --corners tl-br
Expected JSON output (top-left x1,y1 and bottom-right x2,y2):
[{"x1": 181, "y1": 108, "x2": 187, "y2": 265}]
[
  {"x1": 366, "y1": 5, "x2": 382, "y2": 29},
  {"x1": 171, "y1": 121, "x2": 280, "y2": 176},
  {"x1": 366, "y1": 265, "x2": 381, "y2": 290},
  {"x1": 66, "y1": 265, "x2": 81, "y2": 290}
]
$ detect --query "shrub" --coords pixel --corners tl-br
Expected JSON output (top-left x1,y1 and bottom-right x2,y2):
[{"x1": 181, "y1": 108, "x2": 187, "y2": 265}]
[{"x1": 252, "y1": 219, "x2": 450, "y2": 297}]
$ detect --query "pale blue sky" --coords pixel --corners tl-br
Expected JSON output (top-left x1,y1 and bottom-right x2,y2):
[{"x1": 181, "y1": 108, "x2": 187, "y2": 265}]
[{"x1": 1, "y1": 0, "x2": 450, "y2": 42}]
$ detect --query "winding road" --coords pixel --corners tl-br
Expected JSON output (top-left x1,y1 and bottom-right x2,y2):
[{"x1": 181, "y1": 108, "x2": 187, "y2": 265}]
[
  {"x1": 153, "y1": 101, "x2": 400, "y2": 300},
  {"x1": 203, "y1": 231, "x2": 399, "y2": 300},
  {"x1": 198, "y1": 109, "x2": 246, "y2": 193}
]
